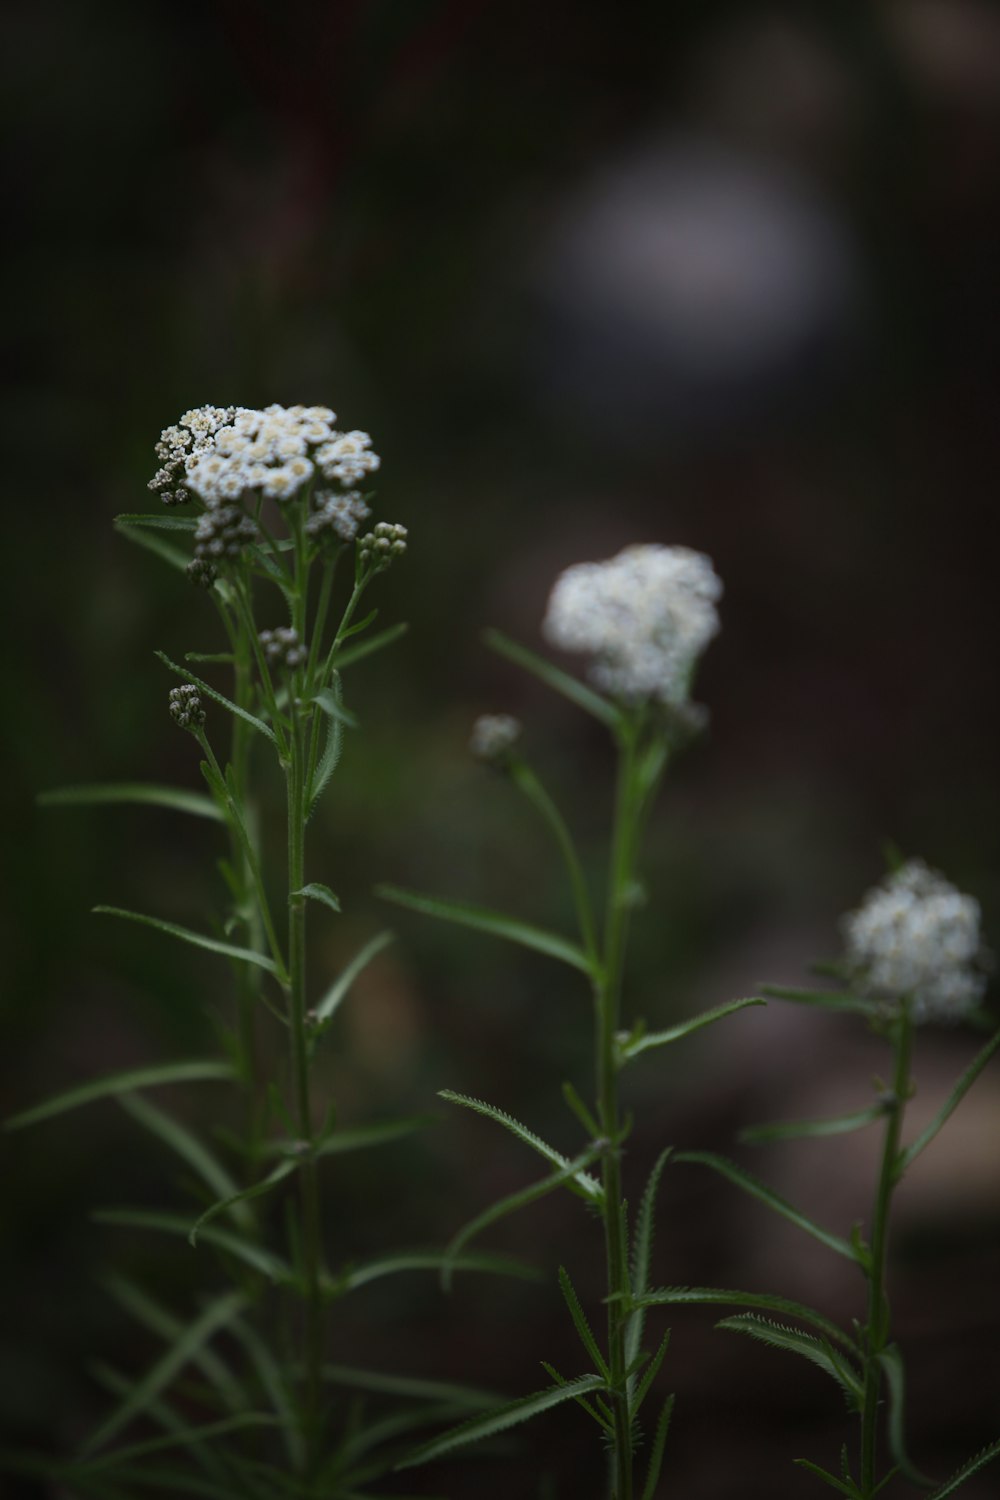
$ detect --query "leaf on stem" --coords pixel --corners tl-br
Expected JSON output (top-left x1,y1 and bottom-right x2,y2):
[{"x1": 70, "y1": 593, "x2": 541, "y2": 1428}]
[
  {"x1": 114, "y1": 513, "x2": 198, "y2": 532},
  {"x1": 925, "y1": 1438, "x2": 1000, "y2": 1499},
  {"x1": 312, "y1": 1115, "x2": 438, "y2": 1157},
  {"x1": 878, "y1": 1345, "x2": 935, "y2": 1487},
  {"x1": 540, "y1": 1361, "x2": 614, "y2": 1434},
  {"x1": 395, "y1": 1375, "x2": 608, "y2": 1468},
  {"x1": 227, "y1": 1315, "x2": 304, "y2": 1473},
  {"x1": 716, "y1": 1315, "x2": 863, "y2": 1408},
  {"x1": 94, "y1": 1210, "x2": 292, "y2": 1284},
  {"x1": 630, "y1": 1287, "x2": 854, "y2": 1351},
  {"x1": 331, "y1": 621, "x2": 409, "y2": 671},
  {"x1": 618, "y1": 997, "x2": 766, "y2": 1063},
  {"x1": 4, "y1": 1059, "x2": 234, "y2": 1132},
  {"x1": 674, "y1": 1152, "x2": 859, "y2": 1262},
  {"x1": 377, "y1": 886, "x2": 592, "y2": 974},
  {"x1": 116, "y1": 1094, "x2": 250, "y2": 1228},
  {"x1": 332, "y1": 1250, "x2": 538, "y2": 1297},
  {"x1": 74, "y1": 1412, "x2": 278, "y2": 1474},
  {"x1": 441, "y1": 1145, "x2": 605, "y2": 1289},
  {"x1": 439, "y1": 1091, "x2": 603, "y2": 1203},
  {"x1": 310, "y1": 688, "x2": 359, "y2": 729},
  {"x1": 740, "y1": 1103, "x2": 886, "y2": 1145},
  {"x1": 93, "y1": 906, "x2": 280, "y2": 975},
  {"x1": 82, "y1": 1291, "x2": 248, "y2": 1454},
  {"x1": 793, "y1": 1459, "x2": 863, "y2": 1496},
  {"x1": 322, "y1": 1364, "x2": 501, "y2": 1410},
  {"x1": 557, "y1": 1267, "x2": 610, "y2": 1378},
  {"x1": 561, "y1": 1081, "x2": 600, "y2": 1139},
  {"x1": 155, "y1": 652, "x2": 277, "y2": 744},
  {"x1": 897, "y1": 1026, "x2": 1000, "y2": 1176},
  {"x1": 759, "y1": 984, "x2": 880, "y2": 1016},
  {"x1": 640, "y1": 1394, "x2": 675, "y2": 1500},
  {"x1": 102, "y1": 1274, "x2": 247, "y2": 1417},
  {"x1": 625, "y1": 1148, "x2": 672, "y2": 1375},
  {"x1": 632, "y1": 1331, "x2": 670, "y2": 1418},
  {"x1": 313, "y1": 931, "x2": 396, "y2": 1028},
  {"x1": 482, "y1": 628, "x2": 622, "y2": 730},
  {"x1": 189, "y1": 1160, "x2": 299, "y2": 1247},
  {"x1": 115, "y1": 519, "x2": 191, "y2": 574},
  {"x1": 38, "y1": 784, "x2": 223, "y2": 821},
  {"x1": 293, "y1": 882, "x2": 341, "y2": 914}
]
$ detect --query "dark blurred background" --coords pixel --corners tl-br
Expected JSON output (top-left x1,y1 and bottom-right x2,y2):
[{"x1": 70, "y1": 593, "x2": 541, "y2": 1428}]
[{"x1": 4, "y1": 1, "x2": 1000, "y2": 1495}]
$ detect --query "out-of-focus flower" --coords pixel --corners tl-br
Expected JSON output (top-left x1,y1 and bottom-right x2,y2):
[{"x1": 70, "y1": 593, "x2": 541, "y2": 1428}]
[
  {"x1": 542, "y1": 544, "x2": 721, "y2": 708},
  {"x1": 842, "y1": 859, "x2": 988, "y2": 1024},
  {"x1": 469, "y1": 714, "x2": 522, "y2": 763}
]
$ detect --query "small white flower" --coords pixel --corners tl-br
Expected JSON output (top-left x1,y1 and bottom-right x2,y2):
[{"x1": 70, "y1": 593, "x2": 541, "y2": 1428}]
[
  {"x1": 542, "y1": 543, "x2": 722, "y2": 707},
  {"x1": 842, "y1": 860, "x2": 987, "y2": 1024},
  {"x1": 470, "y1": 714, "x2": 522, "y2": 762}
]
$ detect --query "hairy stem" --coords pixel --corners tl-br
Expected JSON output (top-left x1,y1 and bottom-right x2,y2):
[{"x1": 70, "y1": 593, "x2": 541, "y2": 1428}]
[{"x1": 859, "y1": 1012, "x2": 912, "y2": 1495}]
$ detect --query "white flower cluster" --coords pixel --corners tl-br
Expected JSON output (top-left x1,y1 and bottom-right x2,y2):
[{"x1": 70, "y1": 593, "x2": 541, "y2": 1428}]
[
  {"x1": 150, "y1": 404, "x2": 380, "y2": 508},
  {"x1": 542, "y1": 544, "x2": 722, "y2": 707},
  {"x1": 842, "y1": 860, "x2": 987, "y2": 1024},
  {"x1": 469, "y1": 714, "x2": 522, "y2": 762},
  {"x1": 306, "y1": 490, "x2": 371, "y2": 543}
]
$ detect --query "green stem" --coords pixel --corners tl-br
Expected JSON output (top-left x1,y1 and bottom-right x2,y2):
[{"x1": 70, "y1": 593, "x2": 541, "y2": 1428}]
[
  {"x1": 595, "y1": 726, "x2": 645, "y2": 1500},
  {"x1": 859, "y1": 1011, "x2": 913, "y2": 1496},
  {"x1": 286, "y1": 711, "x2": 325, "y2": 1474}
]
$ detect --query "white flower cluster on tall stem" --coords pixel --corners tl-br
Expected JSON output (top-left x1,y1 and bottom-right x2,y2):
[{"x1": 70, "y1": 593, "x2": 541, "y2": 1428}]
[
  {"x1": 542, "y1": 543, "x2": 722, "y2": 707},
  {"x1": 150, "y1": 404, "x2": 380, "y2": 508},
  {"x1": 842, "y1": 860, "x2": 987, "y2": 1024}
]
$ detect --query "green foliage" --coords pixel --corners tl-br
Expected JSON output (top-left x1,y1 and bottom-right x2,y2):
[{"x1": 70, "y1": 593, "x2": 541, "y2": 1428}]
[
  {"x1": 625, "y1": 1148, "x2": 671, "y2": 1375},
  {"x1": 925, "y1": 1439, "x2": 1000, "y2": 1499},
  {"x1": 482, "y1": 627, "x2": 622, "y2": 729},
  {"x1": 717, "y1": 1315, "x2": 863, "y2": 1409},
  {"x1": 439, "y1": 1091, "x2": 603, "y2": 1202},
  {"x1": 378, "y1": 886, "x2": 592, "y2": 973},
  {"x1": 740, "y1": 1104, "x2": 886, "y2": 1145},
  {"x1": 616, "y1": 997, "x2": 766, "y2": 1064},
  {"x1": 674, "y1": 1152, "x2": 859, "y2": 1262},
  {"x1": 94, "y1": 1210, "x2": 294, "y2": 1285},
  {"x1": 557, "y1": 1266, "x2": 610, "y2": 1378},
  {"x1": 156, "y1": 651, "x2": 278, "y2": 744},
  {"x1": 396, "y1": 1375, "x2": 608, "y2": 1469},
  {"x1": 631, "y1": 1286, "x2": 853, "y2": 1352},
  {"x1": 313, "y1": 931, "x2": 395, "y2": 1029},
  {"x1": 38, "y1": 783, "x2": 223, "y2": 820},
  {"x1": 93, "y1": 905, "x2": 281, "y2": 974},
  {"x1": 5, "y1": 1060, "x2": 234, "y2": 1132},
  {"x1": 640, "y1": 1394, "x2": 675, "y2": 1500},
  {"x1": 897, "y1": 1026, "x2": 1000, "y2": 1176},
  {"x1": 293, "y1": 882, "x2": 342, "y2": 914}
]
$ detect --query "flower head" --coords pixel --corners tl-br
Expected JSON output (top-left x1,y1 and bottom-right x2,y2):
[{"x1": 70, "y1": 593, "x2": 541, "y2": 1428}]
[
  {"x1": 169, "y1": 684, "x2": 206, "y2": 731},
  {"x1": 470, "y1": 714, "x2": 522, "y2": 763},
  {"x1": 842, "y1": 860, "x2": 988, "y2": 1024},
  {"x1": 542, "y1": 544, "x2": 721, "y2": 707}
]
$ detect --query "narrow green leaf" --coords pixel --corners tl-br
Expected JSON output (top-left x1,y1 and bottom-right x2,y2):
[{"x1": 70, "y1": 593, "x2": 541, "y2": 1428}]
[
  {"x1": 116, "y1": 1094, "x2": 247, "y2": 1225},
  {"x1": 482, "y1": 627, "x2": 621, "y2": 730},
  {"x1": 114, "y1": 513, "x2": 198, "y2": 531},
  {"x1": 741, "y1": 1104, "x2": 886, "y2": 1145},
  {"x1": 619, "y1": 997, "x2": 766, "y2": 1061},
  {"x1": 442, "y1": 1145, "x2": 604, "y2": 1287},
  {"x1": 396, "y1": 1375, "x2": 607, "y2": 1468},
  {"x1": 311, "y1": 688, "x2": 359, "y2": 729},
  {"x1": 760, "y1": 984, "x2": 879, "y2": 1016},
  {"x1": 115, "y1": 519, "x2": 190, "y2": 573},
  {"x1": 898, "y1": 1027, "x2": 1000, "y2": 1176},
  {"x1": 89, "y1": 1364, "x2": 230, "y2": 1485},
  {"x1": 94, "y1": 1210, "x2": 293, "y2": 1284},
  {"x1": 540, "y1": 1362, "x2": 613, "y2": 1434},
  {"x1": 38, "y1": 783, "x2": 222, "y2": 821},
  {"x1": 155, "y1": 652, "x2": 277, "y2": 744},
  {"x1": 717, "y1": 1315, "x2": 863, "y2": 1407},
  {"x1": 189, "y1": 1160, "x2": 298, "y2": 1247},
  {"x1": 312, "y1": 1115, "x2": 437, "y2": 1157},
  {"x1": 83, "y1": 1291, "x2": 247, "y2": 1454},
  {"x1": 314, "y1": 930, "x2": 395, "y2": 1027},
  {"x1": 879, "y1": 1345, "x2": 935, "y2": 1487},
  {"x1": 632, "y1": 1331, "x2": 670, "y2": 1417},
  {"x1": 674, "y1": 1152, "x2": 858, "y2": 1262},
  {"x1": 309, "y1": 683, "x2": 345, "y2": 810},
  {"x1": 77, "y1": 1412, "x2": 277, "y2": 1471},
  {"x1": 334, "y1": 1250, "x2": 538, "y2": 1296},
  {"x1": 558, "y1": 1266, "x2": 610, "y2": 1378},
  {"x1": 640, "y1": 1394, "x2": 675, "y2": 1500},
  {"x1": 93, "y1": 906, "x2": 279, "y2": 975},
  {"x1": 794, "y1": 1459, "x2": 861, "y2": 1496},
  {"x1": 228, "y1": 1316, "x2": 303, "y2": 1471},
  {"x1": 102, "y1": 1274, "x2": 246, "y2": 1415},
  {"x1": 332, "y1": 620, "x2": 408, "y2": 671},
  {"x1": 322, "y1": 1364, "x2": 501, "y2": 1409},
  {"x1": 626, "y1": 1148, "x2": 672, "y2": 1374},
  {"x1": 561, "y1": 1080, "x2": 600, "y2": 1139},
  {"x1": 927, "y1": 1438, "x2": 1000, "y2": 1499},
  {"x1": 293, "y1": 882, "x2": 341, "y2": 914},
  {"x1": 378, "y1": 885, "x2": 592, "y2": 974},
  {"x1": 185, "y1": 652, "x2": 236, "y2": 664},
  {"x1": 631, "y1": 1287, "x2": 854, "y2": 1351},
  {"x1": 439, "y1": 1091, "x2": 603, "y2": 1203},
  {"x1": 5, "y1": 1059, "x2": 233, "y2": 1132}
]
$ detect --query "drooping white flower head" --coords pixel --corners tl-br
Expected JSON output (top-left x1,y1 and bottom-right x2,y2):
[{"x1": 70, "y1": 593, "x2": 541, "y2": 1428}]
[
  {"x1": 842, "y1": 860, "x2": 987, "y2": 1024},
  {"x1": 542, "y1": 544, "x2": 722, "y2": 707}
]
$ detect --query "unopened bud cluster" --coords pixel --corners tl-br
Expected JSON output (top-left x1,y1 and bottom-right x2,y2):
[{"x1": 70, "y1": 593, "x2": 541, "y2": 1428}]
[
  {"x1": 469, "y1": 714, "x2": 523, "y2": 763},
  {"x1": 193, "y1": 504, "x2": 259, "y2": 568},
  {"x1": 169, "y1": 684, "x2": 206, "y2": 731},
  {"x1": 842, "y1": 860, "x2": 987, "y2": 1025},
  {"x1": 306, "y1": 490, "x2": 371, "y2": 544},
  {"x1": 359, "y1": 522, "x2": 408, "y2": 571},
  {"x1": 259, "y1": 626, "x2": 307, "y2": 669}
]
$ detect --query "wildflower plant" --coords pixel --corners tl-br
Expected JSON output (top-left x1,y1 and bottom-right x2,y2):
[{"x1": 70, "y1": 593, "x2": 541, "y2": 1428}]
[
  {"x1": 383, "y1": 544, "x2": 764, "y2": 1496},
  {"x1": 672, "y1": 858, "x2": 1000, "y2": 1499},
  {"x1": 10, "y1": 402, "x2": 520, "y2": 1497}
]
